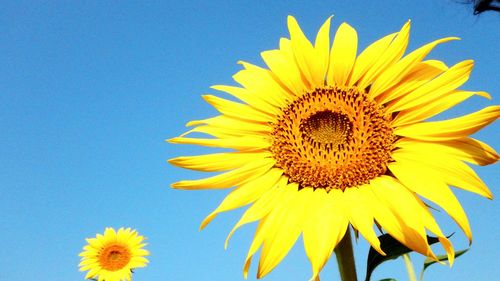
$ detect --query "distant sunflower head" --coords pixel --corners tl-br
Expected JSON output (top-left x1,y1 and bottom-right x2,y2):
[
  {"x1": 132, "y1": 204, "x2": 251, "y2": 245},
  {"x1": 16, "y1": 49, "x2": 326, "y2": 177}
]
[
  {"x1": 169, "y1": 15, "x2": 499, "y2": 280},
  {"x1": 79, "y1": 227, "x2": 149, "y2": 281}
]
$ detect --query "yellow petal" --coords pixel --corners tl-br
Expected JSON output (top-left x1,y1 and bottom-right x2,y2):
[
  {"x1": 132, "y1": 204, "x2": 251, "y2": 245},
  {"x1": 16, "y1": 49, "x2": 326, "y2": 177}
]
[
  {"x1": 117, "y1": 227, "x2": 126, "y2": 243},
  {"x1": 171, "y1": 157, "x2": 275, "y2": 190},
  {"x1": 328, "y1": 22, "x2": 358, "y2": 86},
  {"x1": 226, "y1": 177, "x2": 288, "y2": 249},
  {"x1": 104, "y1": 227, "x2": 116, "y2": 242},
  {"x1": 394, "y1": 106, "x2": 500, "y2": 141},
  {"x1": 406, "y1": 193, "x2": 455, "y2": 264},
  {"x1": 257, "y1": 185, "x2": 305, "y2": 278},
  {"x1": 85, "y1": 267, "x2": 100, "y2": 279},
  {"x1": 202, "y1": 94, "x2": 275, "y2": 123},
  {"x1": 303, "y1": 189, "x2": 349, "y2": 280},
  {"x1": 130, "y1": 256, "x2": 149, "y2": 267},
  {"x1": 388, "y1": 156, "x2": 472, "y2": 242},
  {"x1": 199, "y1": 168, "x2": 283, "y2": 229},
  {"x1": 395, "y1": 137, "x2": 499, "y2": 166},
  {"x1": 392, "y1": 90, "x2": 491, "y2": 127},
  {"x1": 343, "y1": 187, "x2": 384, "y2": 255},
  {"x1": 211, "y1": 84, "x2": 281, "y2": 116},
  {"x1": 287, "y1": 16, "x2": 318, "y2": 88},
  {"x1": 168, "y1": 135, "x2": 271, "y2": 150},
  {"x1": 241, "y1": 178, "x2": 291, "y2": 278},
  {"x1": 386, "y1": 60, "x2": 474, "y2": 112},
  {"x1": 348, "y1": 32, "x2": 397, "y2": 86},
  {"x1": 169, "y1": 151, "x2": 272, "y2": 172},
  {"x1": 374, "y1": 176, "x2": 454, "y2": 264},
  {"x1": 79, "y1": 259, "x2": 98, "y2": 266},
  {"x1": 370, "y1": 37, "x2": 458, "y2": 98},
  {"x1": 180, "y1": 124, "x2": 255, "y2": 138},
  {"x1": 369, "y1": 176, "x2": 435, "y2": 258},
  {"x1": 313, "y1": 16, "x2": 333, "y2": 87},
  {"x1": 453, "y1": 138, "x2": 496, "y2": 165},
  {"x1": 261, "y1": 39, "x2": 308, "y2": 95},
  {"x1": 391, "y1": 145, "x2": 492, "y2": 198},
  {"x1": 357, "y1": 21, "x2": 411, "y2": 90},
  {"x1": 79, "y1": 250, "x2": 98, "y2": 257},
  {"x1": 233, "y1": 61, "x2": 292, "y2": 106},
  {"x1": 186, "y1": 115, "x2": 271, "y2": 134},
  {"x1": 86, "y1": 237, "x2": 103, "y2": 249},
  {"x1": 243, "y1": 218, "x2": 266, "y2": 279},
  {"x1": 132, "y1": 248, "x2": 150, "y2": 257},
  {"x1": 375, "y1": 60, "x2": 448, "y2": 105}
]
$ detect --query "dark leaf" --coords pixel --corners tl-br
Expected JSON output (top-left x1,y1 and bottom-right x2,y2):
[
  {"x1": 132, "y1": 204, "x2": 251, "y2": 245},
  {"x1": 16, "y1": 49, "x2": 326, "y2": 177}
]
[
  {"x1": 419, "y1": 248, "x2": 469, "y2": 281},
  {"x1": 364, "y1": 234, "x2": 440, "y2": 281},
  {"x1": 378, "y1": 279, "x2": 397, "y2": 281}
]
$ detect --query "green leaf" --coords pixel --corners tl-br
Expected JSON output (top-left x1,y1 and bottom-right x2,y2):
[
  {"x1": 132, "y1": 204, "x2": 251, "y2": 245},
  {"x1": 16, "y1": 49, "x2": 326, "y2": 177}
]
[
  {"x1": 378, "y1": 279, "x2": 397, "y2": 281},
  {"x1": 364, "y1": 234, "x2": 440, "y2": 281},
  {"x1": 419, "y1": 248, "x2": 469, "y2": 281}
]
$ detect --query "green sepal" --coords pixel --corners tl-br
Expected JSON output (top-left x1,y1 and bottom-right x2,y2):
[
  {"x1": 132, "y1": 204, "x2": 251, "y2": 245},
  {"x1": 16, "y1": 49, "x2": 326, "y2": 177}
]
[{"x1": 419, "y1": 248, "x2": 469, "y2": 281}]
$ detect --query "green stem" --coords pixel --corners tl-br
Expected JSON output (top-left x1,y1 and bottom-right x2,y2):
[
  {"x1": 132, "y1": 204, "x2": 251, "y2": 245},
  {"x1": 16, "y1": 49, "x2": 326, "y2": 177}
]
[
  {"x1": 402, "y1": 254, "x2": 417, "y2": 281},
  {"x1": 335, "y1": 229, "x2": 358, "y2": 281}
]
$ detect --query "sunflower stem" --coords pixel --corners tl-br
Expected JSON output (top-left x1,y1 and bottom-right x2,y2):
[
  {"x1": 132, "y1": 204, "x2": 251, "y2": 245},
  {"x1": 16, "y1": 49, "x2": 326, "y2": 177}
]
[
  {"x1": 403, "y1": 254, "x2": 417, "y2": 281},
  {"x1": 335, "y1": 229, "x2": 358, "y2": 281}
]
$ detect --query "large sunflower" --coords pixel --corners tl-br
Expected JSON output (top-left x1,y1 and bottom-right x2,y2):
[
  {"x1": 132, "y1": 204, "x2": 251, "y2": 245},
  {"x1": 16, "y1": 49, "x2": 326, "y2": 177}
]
[
  {"x1": 169, "y1": 16, "x2": 499, "y2": 280},
  {"x1": 79, "y1": 227, "x2": 149, "y2": 281}
]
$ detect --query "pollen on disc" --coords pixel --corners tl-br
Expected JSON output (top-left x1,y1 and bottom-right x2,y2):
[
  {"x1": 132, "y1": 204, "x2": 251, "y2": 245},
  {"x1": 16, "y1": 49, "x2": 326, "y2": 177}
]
[{"x1": 270, "y1": 86, "x2": 394, "y2": 191}]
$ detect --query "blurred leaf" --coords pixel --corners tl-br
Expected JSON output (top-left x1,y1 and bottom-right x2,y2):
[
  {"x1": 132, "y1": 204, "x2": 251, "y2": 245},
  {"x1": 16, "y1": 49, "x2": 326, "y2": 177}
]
[
  {"x1": 378, "y1": 279, "x2": 397, "y2": 281},
  {"x1": 419, "y1": 248, "x2": 469, "y2": 281},
  {"x1": 364, "y1": 234, "x2": 440, "y2": 281}
]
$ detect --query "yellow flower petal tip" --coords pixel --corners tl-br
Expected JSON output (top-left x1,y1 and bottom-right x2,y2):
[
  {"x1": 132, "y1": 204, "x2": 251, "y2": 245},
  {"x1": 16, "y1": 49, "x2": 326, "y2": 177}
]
[
  {"x1": 478, "y1": 91, "x2": 492, "y2": 99},
  {"x1": 166, "y1": 137, "x2": 178, "y2": 143},
  {"x1": 79, "y1": 227, "x2": 149, "y2": 281},
  {"x1": 199, "y1": 213, "x2": 217, "y2": 231},
  {"x1": 168, "y1": 15, "x2": 498, "y2": 279}
]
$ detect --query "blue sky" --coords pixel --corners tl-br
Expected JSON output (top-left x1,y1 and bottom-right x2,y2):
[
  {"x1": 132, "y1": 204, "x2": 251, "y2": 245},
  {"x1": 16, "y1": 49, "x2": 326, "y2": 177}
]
[{"x1": 0, "y1": 1, "x2": 498, "y2": 281}]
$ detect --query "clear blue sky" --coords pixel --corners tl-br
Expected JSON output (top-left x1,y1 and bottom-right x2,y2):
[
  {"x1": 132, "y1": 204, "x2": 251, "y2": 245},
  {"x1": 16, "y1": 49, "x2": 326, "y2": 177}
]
[{"x1": 0, "y1": 1, "x2": 498, "y2": 280}]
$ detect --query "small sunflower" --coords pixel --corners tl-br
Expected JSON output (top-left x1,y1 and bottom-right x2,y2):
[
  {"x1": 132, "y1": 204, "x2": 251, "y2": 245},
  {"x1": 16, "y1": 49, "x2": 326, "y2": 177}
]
[
  {"x1": 79, "y1": 227, "x2": 149, "y2": 281},
  {"x1": 169, "y1": 16, "x2": 499, "y2": 280}
]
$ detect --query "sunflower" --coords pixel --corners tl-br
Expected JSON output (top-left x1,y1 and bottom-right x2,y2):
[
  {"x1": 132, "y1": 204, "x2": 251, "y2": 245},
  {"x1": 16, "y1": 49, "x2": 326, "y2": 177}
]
[
  {"x1": 169, "y1": 16, "x2": 499, "y2": 280},
  {"x1": 79, "y1": 227, "x2": 149, "y2": 281}
]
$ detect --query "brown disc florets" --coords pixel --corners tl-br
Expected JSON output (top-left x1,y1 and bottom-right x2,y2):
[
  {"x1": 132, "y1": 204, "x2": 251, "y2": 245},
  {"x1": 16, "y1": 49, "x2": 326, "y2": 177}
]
[{"x1": 270, "y1": 86, "x2": 394, "y2": 191}]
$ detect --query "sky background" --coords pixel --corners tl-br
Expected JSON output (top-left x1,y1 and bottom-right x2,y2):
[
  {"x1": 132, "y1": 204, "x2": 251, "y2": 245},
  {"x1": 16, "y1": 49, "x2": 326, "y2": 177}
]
[{"x1": 0, "y1": 1, "x2": 498, "y2": 281}]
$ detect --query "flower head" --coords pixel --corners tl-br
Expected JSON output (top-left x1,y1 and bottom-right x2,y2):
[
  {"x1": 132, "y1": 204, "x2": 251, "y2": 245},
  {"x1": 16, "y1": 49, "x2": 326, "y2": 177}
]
[
  {"x1": 79, "y1": 227, "x2": 149, "y2": 281},
  {"x1": 169, "y1": 16, "x2": 499, "y2": 280}
]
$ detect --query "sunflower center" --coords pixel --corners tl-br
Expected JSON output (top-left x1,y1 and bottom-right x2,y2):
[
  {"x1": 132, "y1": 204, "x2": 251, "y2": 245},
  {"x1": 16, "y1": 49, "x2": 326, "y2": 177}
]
[
  {"x1": 300, "y1": 111, "x2": 352, "y2": 146},
  {"x1": 98, "y1": 243, "x2": 132, "y2": 271},
  {"x1": 270, "y1": 86, "x2": 394, "y2": 191}
]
